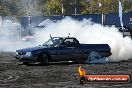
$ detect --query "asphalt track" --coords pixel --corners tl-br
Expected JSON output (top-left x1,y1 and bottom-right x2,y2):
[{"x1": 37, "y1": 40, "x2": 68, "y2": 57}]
[{"x1": 0, "y1": 52, "x2": 132, "y2": 88}]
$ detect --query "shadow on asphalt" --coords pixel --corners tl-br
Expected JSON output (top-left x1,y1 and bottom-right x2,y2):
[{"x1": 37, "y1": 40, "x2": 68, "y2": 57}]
[{"x1": 18, "y1": 61, "x2": 116, "y2": 66}]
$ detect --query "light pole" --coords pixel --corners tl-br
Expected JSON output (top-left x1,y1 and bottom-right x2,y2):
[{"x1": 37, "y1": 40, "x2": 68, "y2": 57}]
[
  {"x1": 0, "y1": 16, "x2": 3, "y2": 31},
  {"x1": 75, "y1": 0, "x2": 77, "y2": 15},
  {"x1": 27, "y1": 2, "x2": 32, "y2": 36},
  {"x1": 61, "y1": 2, "x2": 64, "y2": 16},
  {"x1": 98, "y1": 2, "x2": 104, "y2": 25}
]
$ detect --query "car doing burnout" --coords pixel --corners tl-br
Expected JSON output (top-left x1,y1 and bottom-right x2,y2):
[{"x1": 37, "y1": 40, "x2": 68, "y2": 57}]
[{"x1": 15, "y1": 37, "x2": 112, "y2": 65}]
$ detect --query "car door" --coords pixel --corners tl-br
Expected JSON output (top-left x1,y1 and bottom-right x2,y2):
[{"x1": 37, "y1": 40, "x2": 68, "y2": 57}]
[
  {"x1": 53, "y1": 38, "x2": 77, "y2": 61},
  {"x1": 54, "y1": 38, "x2": 87, "y2": 61},
  {"x1": 55, "y1": 46, "x2": 88, "y2": 61},
  {"x1": 54, "y1": 46, "x2": 76, "y2": 61},
  {"x1": 74, "y1": 47, "x2": 89, "y2": 60}
]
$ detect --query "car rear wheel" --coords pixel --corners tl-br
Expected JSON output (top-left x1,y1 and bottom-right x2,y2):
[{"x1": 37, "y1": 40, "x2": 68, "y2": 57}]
[
  {"x1": 40, "y1": 53, "x2": 49, "y2": 65},
  {"x1": 87, "y1": 51, "x2": 109, "y2": 64},
  {"x1": 88, "y1": 51, "x2": 101, "y2": 60}
]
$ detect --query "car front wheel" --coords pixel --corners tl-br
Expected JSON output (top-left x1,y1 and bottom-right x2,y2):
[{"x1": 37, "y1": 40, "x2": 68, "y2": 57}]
[
  {"x1": 40, "y1": 53, "x2": 49, "y2": 65},
  {"x1": 23, "y1": 62, "x2": 29, "y2": 65}
]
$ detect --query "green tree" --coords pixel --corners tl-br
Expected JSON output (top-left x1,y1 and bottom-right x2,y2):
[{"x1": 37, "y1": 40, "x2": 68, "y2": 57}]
[
  {"x1": 0, "y1": 0, "x2": 25, "y2": 17},
  {"x1": 0, "y1": 0, "x2": 11, "y2": 16},
  {"x1": 80, "y1": 0, "x2": 91, "y2": 14},
  {"x1": 43, "y1": 0, "x2": 62, "y2": 15},
  {"x1": 39, "y1": 0, "x2": 132, "y2": 15},
  {"x1": 123, "y1": 0, "x2": 132, "y2": 12},
  {"x1": 80, "y1": 0, "x2": 132, "y2": 14}
]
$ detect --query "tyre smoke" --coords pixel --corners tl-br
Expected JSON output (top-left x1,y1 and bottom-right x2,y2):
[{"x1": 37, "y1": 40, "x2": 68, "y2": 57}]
[
  {"x1": 0, "y1": 17, "x2": 33, "y2": 52},
  {"x1": 0, "y1": 16, "x2": 132, "y2": 61},
  {"x1": 34, "y1": 17, "x2": 132, "y2": 61}
]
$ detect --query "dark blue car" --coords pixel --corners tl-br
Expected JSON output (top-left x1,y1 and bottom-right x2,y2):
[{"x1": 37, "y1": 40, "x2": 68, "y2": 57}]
[{"x1": 15, "y1": 37, "x2": 112, "y2": 65}]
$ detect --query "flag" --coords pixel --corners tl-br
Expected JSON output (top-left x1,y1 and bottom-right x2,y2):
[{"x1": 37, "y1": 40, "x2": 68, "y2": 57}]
[{"x1": 118, "y1": 0, "x2": 123, "y2": 29}]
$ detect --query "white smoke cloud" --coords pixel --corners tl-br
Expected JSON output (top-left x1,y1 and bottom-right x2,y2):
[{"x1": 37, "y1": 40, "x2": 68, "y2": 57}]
[
  {"x1": 1, "y1": 16, "x2": 132, "y2": 61},
  {"x1": 34, "y1": 17, "x2": 132, "y2": 61},
  {"x1": 0, "y1": 17, "x2": 33, "y2": 52}
]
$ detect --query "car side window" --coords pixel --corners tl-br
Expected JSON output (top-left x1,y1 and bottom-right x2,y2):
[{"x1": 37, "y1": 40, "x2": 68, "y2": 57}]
[{"x1": 61, "y1": 38, "x2": 76, "y2": 47}]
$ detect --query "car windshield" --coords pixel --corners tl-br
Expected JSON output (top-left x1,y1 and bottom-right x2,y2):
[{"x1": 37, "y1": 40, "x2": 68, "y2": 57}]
[
  {"x1": 44, "y1": 39, "x2": 53, "y2": 45},
  {"x1": 43, "y1": 37, "x2": 64, "y2": 47}
]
